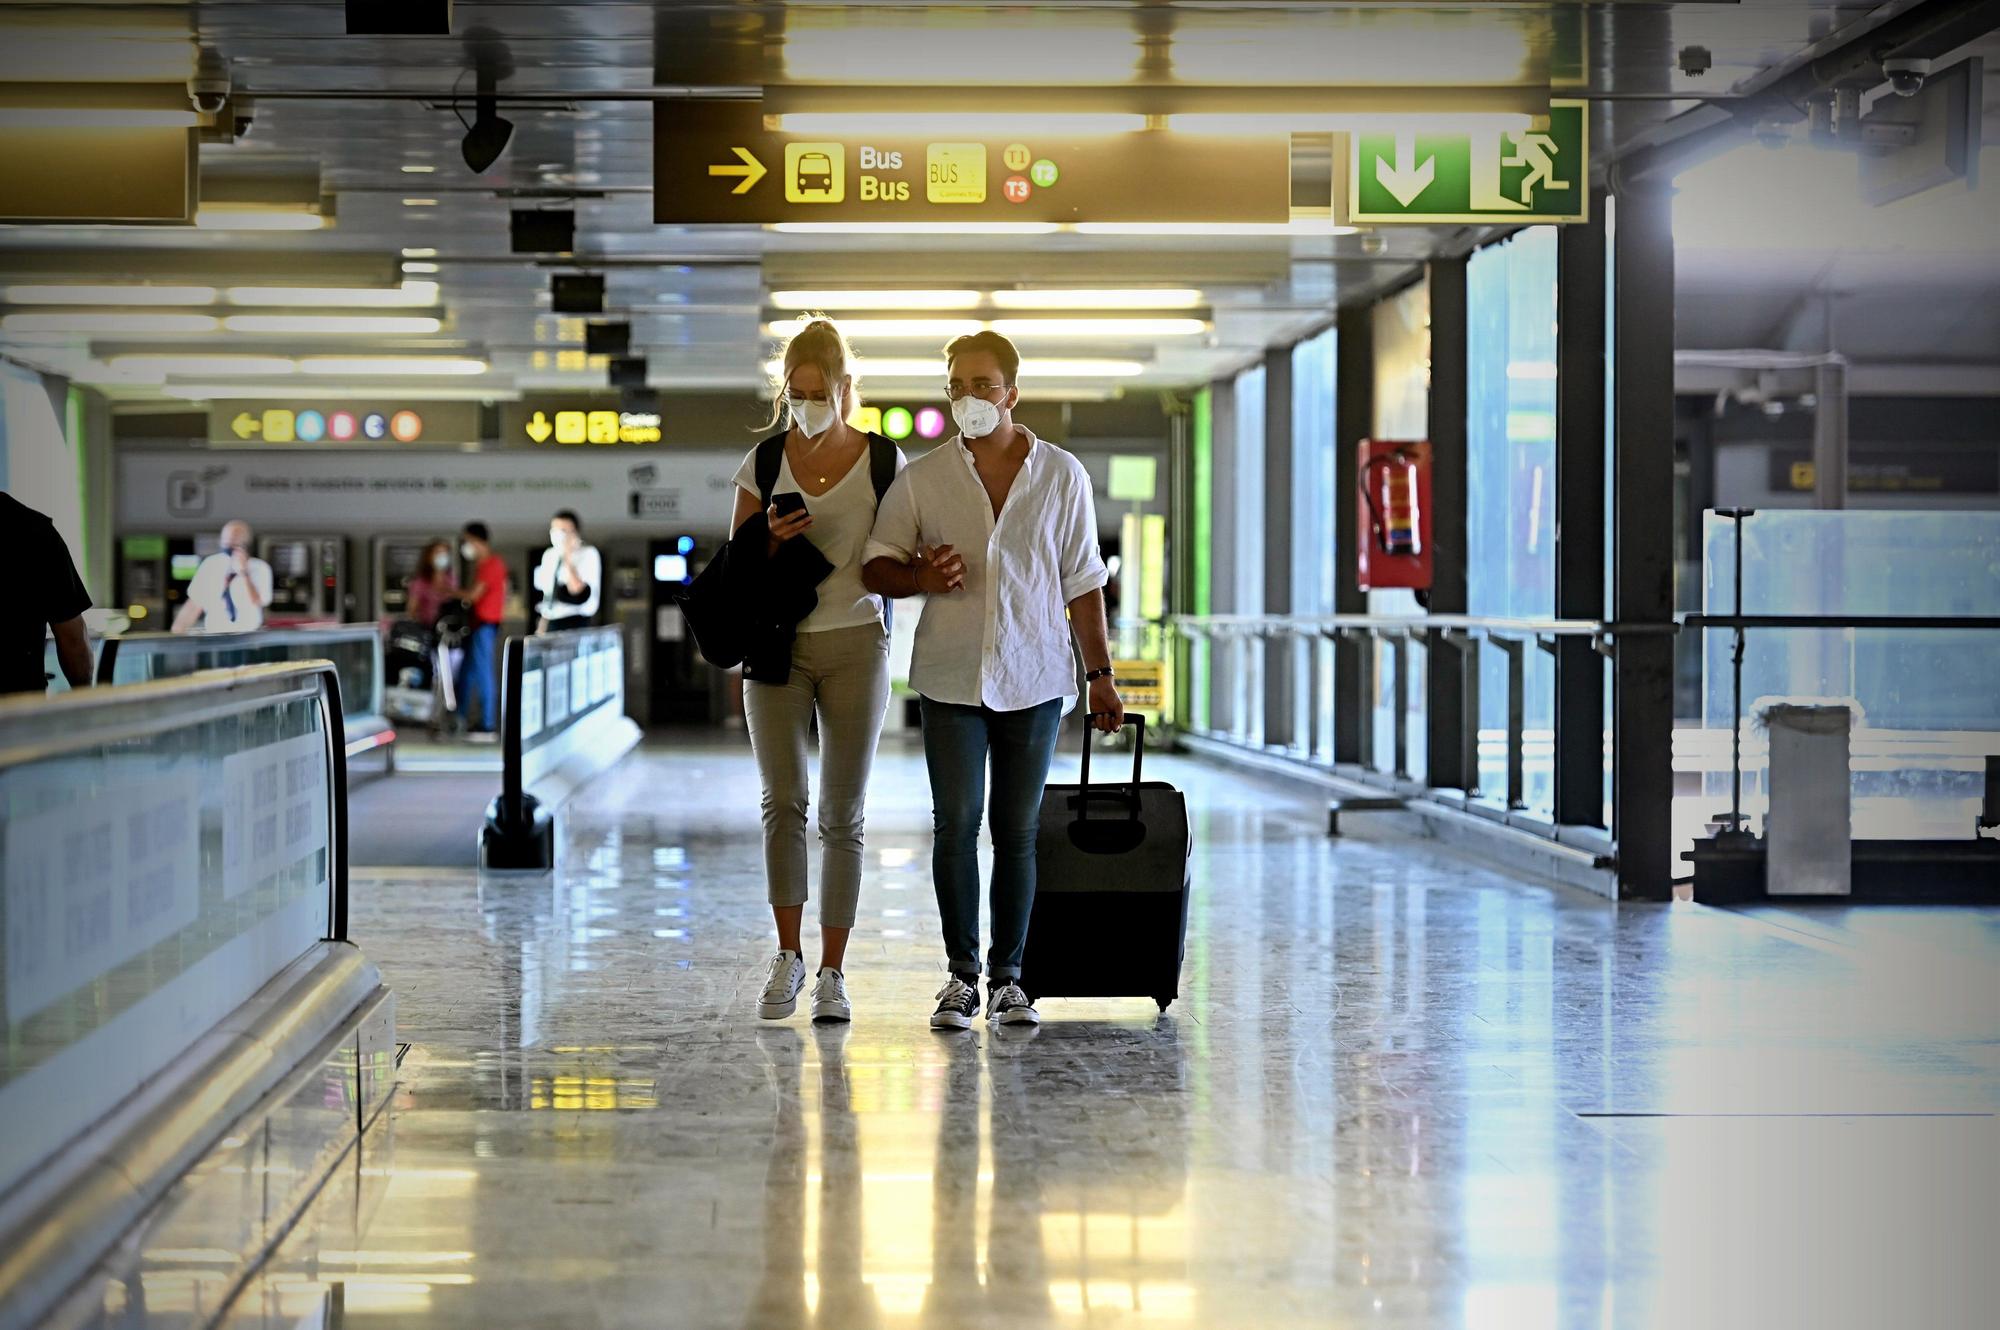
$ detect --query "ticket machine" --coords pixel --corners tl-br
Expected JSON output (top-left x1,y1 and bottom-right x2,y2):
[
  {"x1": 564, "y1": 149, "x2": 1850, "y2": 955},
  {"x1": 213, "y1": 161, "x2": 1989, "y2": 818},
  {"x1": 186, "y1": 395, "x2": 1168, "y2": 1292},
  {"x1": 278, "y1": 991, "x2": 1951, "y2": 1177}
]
[
  {"x1": 258, "y1": 534, "x2": 346, "y2": 624},
  {"x1": 115, "y1": 532, "x2": 207, "y2": 627},
  {"x1": 373, "y1": 536, "x2": 435, "y2": 621}
]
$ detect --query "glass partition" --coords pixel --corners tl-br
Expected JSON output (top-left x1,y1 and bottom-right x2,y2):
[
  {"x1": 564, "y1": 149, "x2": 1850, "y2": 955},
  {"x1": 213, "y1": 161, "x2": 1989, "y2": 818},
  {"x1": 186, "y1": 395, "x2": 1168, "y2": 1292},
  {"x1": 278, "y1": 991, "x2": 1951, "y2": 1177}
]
[
  {"x1": 102, "y1": 625, "x2": 384, "y2": 733},
  {"x1": 1699, "y1": 510, "x2": 2000, "y2": 840},
  {"x1": 513, "y1": 626, "x2": 628, "y2": 793},
  {"x1": 0, "y1": 664, "x2": 341, "y2": 1199}
]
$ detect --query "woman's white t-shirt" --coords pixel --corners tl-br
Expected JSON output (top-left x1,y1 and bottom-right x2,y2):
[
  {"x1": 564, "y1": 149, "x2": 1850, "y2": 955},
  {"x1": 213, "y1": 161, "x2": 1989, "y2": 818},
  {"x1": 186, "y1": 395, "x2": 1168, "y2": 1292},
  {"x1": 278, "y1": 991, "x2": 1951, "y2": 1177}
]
[{"x1": 733, "y1": 439, "x2": 906, "y2": 634}]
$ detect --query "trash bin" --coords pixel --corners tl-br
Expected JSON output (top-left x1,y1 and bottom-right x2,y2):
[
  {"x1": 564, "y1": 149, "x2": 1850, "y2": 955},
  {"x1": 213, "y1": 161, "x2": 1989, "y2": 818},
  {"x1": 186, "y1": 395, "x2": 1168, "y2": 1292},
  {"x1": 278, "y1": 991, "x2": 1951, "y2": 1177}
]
[{"x1": 1760, "y1": 701, "x2": 1853, "y2": 895}]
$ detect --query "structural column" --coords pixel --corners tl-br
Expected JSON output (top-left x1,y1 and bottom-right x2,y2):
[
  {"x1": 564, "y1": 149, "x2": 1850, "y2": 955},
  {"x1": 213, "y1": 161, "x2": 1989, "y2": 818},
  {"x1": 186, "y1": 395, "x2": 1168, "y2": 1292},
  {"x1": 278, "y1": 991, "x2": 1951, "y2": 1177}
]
[
  {"x1": 1611, "y1": 182, "x2": 1678, "y2": 898},
  {"x1": 1333, "y1": 303, "x2": 1373, "y2": 766},
  {"x1": 1554, "y1": 196, "x2": 1609, "y2": 828},
  {"x1": 1262, "y1": 347, "x2": 1294, "y2": 749},
  {"x1": 1423, "y1": 257, "x2": 1470, "y2": 790}
]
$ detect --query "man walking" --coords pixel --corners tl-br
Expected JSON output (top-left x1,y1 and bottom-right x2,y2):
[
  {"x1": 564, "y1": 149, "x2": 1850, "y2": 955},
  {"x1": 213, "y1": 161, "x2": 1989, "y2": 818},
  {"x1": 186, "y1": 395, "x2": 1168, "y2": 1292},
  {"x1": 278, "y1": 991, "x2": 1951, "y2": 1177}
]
[{"x1": 863, "y1": 331, "x2": 1123, "y2": 1030}]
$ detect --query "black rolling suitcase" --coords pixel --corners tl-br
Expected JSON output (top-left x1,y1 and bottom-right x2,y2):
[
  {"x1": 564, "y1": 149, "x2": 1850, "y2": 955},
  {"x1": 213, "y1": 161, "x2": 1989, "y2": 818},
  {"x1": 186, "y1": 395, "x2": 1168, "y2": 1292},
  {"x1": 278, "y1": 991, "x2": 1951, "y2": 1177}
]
[{"x1": 1019, "y1": 716, "x2": 1192, "y2": 1011}]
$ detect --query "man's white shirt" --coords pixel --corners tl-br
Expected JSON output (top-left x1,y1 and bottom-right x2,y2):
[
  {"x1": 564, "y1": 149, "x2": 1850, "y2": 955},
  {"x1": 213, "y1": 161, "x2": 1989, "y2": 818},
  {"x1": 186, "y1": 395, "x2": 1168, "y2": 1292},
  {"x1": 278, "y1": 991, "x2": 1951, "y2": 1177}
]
[
  {"x1": 185, "y1": 552, "x2": 274, "y2": 631},
  {"x1": 533, "y1": 543, "x2": 603, "y2": 621},
  {"x1": 863, "y1": 428, "x2": 1106, "y2": 712}
]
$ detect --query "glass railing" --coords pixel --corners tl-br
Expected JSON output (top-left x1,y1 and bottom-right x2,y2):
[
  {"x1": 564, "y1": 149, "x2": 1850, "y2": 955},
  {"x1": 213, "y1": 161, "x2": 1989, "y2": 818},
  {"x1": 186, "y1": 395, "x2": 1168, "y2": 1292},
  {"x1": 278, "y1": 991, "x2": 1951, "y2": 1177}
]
[
  {"x1": 1690, "y1": 509, "x2": 2000, "y2": 846},
  {"x1": 0, "y1": 662, "x2": 347, "y2": 1201},
  {"x1": 92, "y1": 625, "x2": 388, "y2": 757}
]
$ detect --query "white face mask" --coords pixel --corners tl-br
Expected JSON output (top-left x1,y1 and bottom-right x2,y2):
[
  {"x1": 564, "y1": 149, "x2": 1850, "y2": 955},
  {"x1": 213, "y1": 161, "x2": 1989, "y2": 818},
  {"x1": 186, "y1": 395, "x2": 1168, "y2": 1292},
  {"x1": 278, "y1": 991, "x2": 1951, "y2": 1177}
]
[
  {"x1": 460, "y1": 542, "x2": 477, "y2": 560},
  {"x1": 790, "y1": 396, "x2": 839, "y2": 438},
  {"x1": 433, "y1": 553, "x2": 452, "y2": 570},
  {"x1": 549, "y1": 528, "x2": 568, "y2": 548},
  {"x1": 951, "y1": 394, "x2": 1001, "y2": 439}
]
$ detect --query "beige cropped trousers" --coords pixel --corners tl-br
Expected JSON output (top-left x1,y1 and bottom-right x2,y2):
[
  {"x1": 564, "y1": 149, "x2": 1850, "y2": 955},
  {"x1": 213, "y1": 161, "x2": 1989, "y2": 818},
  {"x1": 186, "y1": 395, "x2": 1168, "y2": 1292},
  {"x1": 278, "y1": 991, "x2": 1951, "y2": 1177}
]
[{"x1": 743, "y1": 623, "x2": 891, "y2": 929}]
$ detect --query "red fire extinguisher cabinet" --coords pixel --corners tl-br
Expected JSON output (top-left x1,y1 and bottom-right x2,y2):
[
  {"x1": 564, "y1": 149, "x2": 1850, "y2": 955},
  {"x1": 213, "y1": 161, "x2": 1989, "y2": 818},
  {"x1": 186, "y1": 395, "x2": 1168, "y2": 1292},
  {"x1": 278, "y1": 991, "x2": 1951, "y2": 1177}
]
[{"x1": 1356, "y1": 439, "x2": 1434, "y2": 592}]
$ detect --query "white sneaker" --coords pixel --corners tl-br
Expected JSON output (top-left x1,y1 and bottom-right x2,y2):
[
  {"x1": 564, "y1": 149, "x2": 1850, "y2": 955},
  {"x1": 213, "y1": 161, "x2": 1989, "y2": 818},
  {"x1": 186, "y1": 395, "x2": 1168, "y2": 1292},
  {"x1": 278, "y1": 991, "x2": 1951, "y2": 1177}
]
[
  {"x1": 758, "y1": 950, "x2": 807, "y2": 1019},
  {"x1": 810, "y1": 968, "x2": 851, "y2": 1023},
  {"x1": 985, "y1": 980, "x2": 1040, "y2": 1026}
]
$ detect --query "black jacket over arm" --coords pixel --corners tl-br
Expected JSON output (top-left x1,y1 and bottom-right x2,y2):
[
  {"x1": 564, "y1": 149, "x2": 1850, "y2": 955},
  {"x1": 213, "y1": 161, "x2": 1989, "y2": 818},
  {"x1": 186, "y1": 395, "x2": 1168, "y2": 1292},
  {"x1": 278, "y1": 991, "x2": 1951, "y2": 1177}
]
[{"x1": 727, "y1": 509, "x2": 834, "y2": 684}]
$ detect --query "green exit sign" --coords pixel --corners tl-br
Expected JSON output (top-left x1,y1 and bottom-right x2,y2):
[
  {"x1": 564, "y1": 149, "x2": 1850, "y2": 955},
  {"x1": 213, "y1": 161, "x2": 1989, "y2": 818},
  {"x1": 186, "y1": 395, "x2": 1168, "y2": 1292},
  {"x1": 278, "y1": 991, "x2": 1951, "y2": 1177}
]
[{"x1": 1347, "y1": 102, "x2": 1589, "y2": 225}]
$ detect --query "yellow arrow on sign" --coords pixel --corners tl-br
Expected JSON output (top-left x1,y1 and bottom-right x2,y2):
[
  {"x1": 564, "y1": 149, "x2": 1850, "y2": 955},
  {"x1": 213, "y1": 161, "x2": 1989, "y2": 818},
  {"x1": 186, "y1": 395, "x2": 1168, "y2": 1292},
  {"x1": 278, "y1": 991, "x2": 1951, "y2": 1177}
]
[
  {"x1": 231, "y1": 411, "x2": 261, "y2": 439},
  {"x1": 708, "y1": 146, "x2": 767, "y2": 195},
  {"x1": 525, "y1": 410, "x2": 553, "y2": 443}
]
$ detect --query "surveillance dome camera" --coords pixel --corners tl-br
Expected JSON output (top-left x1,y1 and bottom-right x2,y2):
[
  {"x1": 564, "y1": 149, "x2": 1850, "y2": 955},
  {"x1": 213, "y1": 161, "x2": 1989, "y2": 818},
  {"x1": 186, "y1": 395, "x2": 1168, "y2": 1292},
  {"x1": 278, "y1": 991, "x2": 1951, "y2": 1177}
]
[
  {"x1": 1882, "y1": 56, "x2": 1930, "y2": 97},
  {"x1": 188, "y1": 47, "x2": 230, "y2": 115}
]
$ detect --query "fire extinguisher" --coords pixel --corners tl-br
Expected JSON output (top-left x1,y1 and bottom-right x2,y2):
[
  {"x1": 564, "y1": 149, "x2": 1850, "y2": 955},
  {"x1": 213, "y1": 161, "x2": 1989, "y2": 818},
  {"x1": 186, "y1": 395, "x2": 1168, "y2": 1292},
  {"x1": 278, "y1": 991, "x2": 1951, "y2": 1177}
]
[{"x1": 1362, "y1": 446, "x2": 1423, "y2": 557}]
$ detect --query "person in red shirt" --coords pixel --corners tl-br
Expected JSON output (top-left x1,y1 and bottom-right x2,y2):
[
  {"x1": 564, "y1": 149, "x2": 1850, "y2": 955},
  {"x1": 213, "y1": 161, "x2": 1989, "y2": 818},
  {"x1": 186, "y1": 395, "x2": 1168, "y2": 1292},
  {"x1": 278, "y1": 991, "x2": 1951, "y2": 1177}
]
[{"x1": 455, "y1": 521, "x2": 509, "y2": 736}]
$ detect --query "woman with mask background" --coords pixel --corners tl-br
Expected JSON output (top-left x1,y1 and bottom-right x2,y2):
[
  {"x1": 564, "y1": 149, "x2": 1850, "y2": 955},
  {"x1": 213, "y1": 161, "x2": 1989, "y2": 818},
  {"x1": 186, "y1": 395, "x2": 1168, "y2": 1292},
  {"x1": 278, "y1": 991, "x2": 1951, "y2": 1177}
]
[
  {"x1": 534, "y1": 508, "x2": 602, "y2": 633},
  {"x1": 405, "y1": 538, "x2": 459, "y2": 626},
  {"x1": 732, "y1": 318, "x2": 905, "y2": 1025}
]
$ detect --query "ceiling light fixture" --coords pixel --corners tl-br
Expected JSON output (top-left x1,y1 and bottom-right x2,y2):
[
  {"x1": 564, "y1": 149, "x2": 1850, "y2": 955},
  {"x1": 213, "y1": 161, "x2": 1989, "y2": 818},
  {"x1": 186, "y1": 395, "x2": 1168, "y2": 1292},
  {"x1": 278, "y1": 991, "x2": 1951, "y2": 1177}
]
[
  {"x1": 401, "y1": 262, "x2": 440, "y2": 274},
  {"x1": 770, "y1": 112, "x2": 1147, "y2": 136},
  {"x1": 401, "y1": 247, "x2": 438, "y2": 258},
  {"x1": 764, "y1": 318, "x2": 982, "y2": 340},
  {"x1": 223, "y1": 282, "x2": 440, "y2": 308},
  {"x1": 296, "y1": 356, "x2": 487, "y2": 376},
  {"x1": 2, "y1": 312, "x2": 220, "y2": 334},
  {"x1": 1166, "y1": 112, "x2": 1535, "y2": 134},
  {"x1": 192, "y1": 211, "x2": 329, "y2": 231},
  {"x1": 763, "y1": 356, "x2": 1144, "y2": 379},
  {"x1": 108, "y1": 354, "x2": 298, "y2": 378},
  {"x1": 769, "y1": 290, "x2": 983, "y2": 311},
  {"x1": 767, "y1": 222, "x2": 1062, "y2": 236},
  {"x1": 989, "y1": 318, "x2": 1208, "y2": 338},
  {"x1": 400, "y1": 164, "x2": 437, "y2": 174},
  {"x1": 989, "y1": 288, "x2": 1204, "y2": 310},
  {"x1": 221, "y1": 314, "x2": 444, "y2": 335},
  {"x1": 401, "y1": 197, "x2": 440, "y2": 207},
  {"x1": 3, "y1": 284, "x2": 219, "y2": 306}
]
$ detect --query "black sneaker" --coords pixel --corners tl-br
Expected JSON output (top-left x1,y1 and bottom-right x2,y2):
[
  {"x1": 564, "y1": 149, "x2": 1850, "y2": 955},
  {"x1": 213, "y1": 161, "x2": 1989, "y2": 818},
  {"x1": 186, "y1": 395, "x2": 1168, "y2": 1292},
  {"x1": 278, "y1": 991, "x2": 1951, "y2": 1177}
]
[
  {"x1": 985, "y1": 980, "x2": 1040, "y2": 1026},
  {"x1": 930, "y1": 976, "x2": 980, "y2": 1031}
]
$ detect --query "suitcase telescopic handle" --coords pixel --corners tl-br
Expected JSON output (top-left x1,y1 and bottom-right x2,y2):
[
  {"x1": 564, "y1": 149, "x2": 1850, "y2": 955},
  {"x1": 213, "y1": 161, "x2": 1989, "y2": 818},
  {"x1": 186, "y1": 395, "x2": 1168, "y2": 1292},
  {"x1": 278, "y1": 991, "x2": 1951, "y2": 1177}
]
[{"x1": 1076, "y1": 713, "x2": 1145, "y2": 820}]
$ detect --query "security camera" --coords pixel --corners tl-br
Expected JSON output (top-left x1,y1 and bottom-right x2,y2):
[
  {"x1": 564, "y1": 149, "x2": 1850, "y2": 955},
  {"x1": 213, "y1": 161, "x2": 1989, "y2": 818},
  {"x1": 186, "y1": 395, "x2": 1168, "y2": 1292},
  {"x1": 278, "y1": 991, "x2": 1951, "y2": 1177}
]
[
  {"x1": 188, "y1": 47, "x2": 231, "y2": 115},
  {"x1": 1882, "y1": 56, "x2": 1930, "y2": 97}
]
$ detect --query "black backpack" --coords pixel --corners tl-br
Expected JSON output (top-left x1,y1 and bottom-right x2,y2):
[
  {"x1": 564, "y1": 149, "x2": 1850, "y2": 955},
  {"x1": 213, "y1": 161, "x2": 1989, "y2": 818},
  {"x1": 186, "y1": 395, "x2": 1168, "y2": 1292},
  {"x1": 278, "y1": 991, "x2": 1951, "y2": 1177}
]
[{"x1": 678, "y1": 433, "x2": 899, "y2": 669}]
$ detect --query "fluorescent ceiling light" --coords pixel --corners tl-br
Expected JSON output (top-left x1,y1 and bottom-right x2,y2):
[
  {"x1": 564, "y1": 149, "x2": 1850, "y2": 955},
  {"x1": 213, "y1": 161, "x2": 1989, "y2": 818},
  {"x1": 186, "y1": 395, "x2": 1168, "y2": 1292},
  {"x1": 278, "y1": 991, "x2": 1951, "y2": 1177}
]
[
  {"x1": 401, "y1": 198, "x2": 440, "y2": 207},
  {"x1": 4, "y1": 284, "x2": 217, "y2": 306},
  {"x1": 401, "y1": 164, "x2": 438, "y2": 174},
  {"x1": 194, "y1": 211, "x2": 329, "y2": 231},
  {"x1": 765, "y1": 318, "x2": 981, "y2": 340},
  {"x1": 1167, "y1": 112, "x2": 1533, "y2": 134},
  {"x1": 770, "y1": 290, "x2": 983, "y2": 311},
  {"x1": 221, "y1": 314, "x2": 444, "y2": 335},
  {"x1": 402, "y1": 247, "x2": 438, "y2": 258},
  {"x1": 990, "y1": 318, "x2": 1207, "y2": 338},
  {"x1": 1071, "y1": 220, "x2": 1360, "y2": 236},
  {"x1": 297, "y1": 356, "x2": 487, "y2": 376},
  {"x1": 989, "y1": 288, "x2": 1204, "y2": 310},
  {"x1": 2, "y1": 312, "x2": 219, "y2": 334},
  {"x1": 109, "y1": 354, "x2": 298, "y2": 377},
  {"x1": 766, "y1": 356, "x2": 1144, "y2": 379},
  {"x1": 771, "y1": 113, "x2": 1146, "y2": 136},
  {"x1": 160, "y1": 382, "x2": 508, "y2": 402},
  {"x1": 224, "y1": 282, "x2": 439, "y2": 308},
  {"x1": 768, "y1": 222, "x2": 1062, "y2": 236},
  {"x1": 401, "y1": 262, "x2": 440, "y2": 275}
]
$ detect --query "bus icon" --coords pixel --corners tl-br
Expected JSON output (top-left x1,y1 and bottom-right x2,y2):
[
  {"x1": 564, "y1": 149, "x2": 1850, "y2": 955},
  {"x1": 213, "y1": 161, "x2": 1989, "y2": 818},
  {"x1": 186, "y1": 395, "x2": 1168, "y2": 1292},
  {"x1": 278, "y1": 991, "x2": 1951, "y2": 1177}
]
[{"x1": 785, "y1": 144, "x2": 846, "y2": 203}]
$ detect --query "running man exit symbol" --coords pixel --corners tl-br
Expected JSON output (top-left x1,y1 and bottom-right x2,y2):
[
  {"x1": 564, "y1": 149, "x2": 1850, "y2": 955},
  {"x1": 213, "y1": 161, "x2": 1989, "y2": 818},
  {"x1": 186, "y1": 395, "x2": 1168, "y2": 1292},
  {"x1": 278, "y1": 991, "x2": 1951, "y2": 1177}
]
[{"x1": 1347, "y1": 101, "x2": 1588, "y2": 224}]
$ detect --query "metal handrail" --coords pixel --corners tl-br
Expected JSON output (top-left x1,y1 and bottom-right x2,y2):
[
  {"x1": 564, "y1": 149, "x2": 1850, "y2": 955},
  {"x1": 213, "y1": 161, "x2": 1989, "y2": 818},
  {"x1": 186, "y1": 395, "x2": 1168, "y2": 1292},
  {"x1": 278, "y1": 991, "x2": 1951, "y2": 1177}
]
[{"x1": 1168, "y1": 611, "x2": 1622, "y2": 814}]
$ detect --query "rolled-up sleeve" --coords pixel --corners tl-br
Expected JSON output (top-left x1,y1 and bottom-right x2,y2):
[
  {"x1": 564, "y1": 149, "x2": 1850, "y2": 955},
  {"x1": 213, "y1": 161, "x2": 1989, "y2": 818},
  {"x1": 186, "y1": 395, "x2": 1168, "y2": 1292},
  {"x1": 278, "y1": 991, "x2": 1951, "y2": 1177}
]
[
  {"x1": 862, "y1": 468, "x2": 920, "y2": 565},
  {"x1": 1058, "y1": 464, "x2": 1108, "y2": 602}
]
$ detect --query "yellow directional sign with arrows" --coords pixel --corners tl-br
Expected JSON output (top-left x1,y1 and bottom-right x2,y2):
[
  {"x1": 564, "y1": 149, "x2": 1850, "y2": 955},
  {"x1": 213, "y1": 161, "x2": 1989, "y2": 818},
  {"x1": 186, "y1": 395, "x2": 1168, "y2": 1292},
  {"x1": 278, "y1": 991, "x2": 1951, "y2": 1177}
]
[
  {"x1": 707, "y1": 146, "x2": 766, "y2": 195},
  {"x1": 524, "y1": 410, "x2": 554, "y2": 443},
  {"x1": 231, "y1": 411, "x2": 260, "y2": 439}
]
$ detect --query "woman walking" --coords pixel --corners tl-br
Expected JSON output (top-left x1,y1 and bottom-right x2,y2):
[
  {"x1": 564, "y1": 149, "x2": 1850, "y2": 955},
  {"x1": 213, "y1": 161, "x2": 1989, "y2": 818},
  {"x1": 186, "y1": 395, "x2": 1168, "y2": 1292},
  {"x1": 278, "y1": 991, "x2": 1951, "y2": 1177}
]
[{"x1": 731, "y1": 319, "x2": 904, "y2": 1022}]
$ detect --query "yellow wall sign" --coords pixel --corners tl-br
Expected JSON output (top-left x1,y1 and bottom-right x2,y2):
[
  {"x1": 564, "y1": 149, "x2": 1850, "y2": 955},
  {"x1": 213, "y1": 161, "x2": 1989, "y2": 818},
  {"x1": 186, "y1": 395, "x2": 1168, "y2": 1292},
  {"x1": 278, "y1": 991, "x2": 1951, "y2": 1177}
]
[
  {"x1": 522, "y1": 408, "x2": 662, "y2": 445},
  {"x1": 925, "y1": 143, "x2": 987, "y2": 204}
]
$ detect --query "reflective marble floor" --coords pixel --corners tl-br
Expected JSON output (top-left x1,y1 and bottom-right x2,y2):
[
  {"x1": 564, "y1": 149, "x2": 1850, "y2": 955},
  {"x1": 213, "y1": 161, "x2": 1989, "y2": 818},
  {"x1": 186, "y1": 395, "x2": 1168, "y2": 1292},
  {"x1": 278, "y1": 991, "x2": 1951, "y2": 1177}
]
[{"x1": 126, "y1": 738, "x2": 2000, "y2": 1328}]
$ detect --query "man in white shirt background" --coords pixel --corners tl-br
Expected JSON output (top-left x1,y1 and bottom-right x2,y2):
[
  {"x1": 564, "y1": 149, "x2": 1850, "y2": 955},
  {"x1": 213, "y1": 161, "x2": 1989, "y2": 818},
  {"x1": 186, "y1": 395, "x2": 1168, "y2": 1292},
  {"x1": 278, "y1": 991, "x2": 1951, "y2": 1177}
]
[
  {"x1": 172, "y1": 519, "x2": 273, "y2": 633},
  {"x1": 863, "y1": 330, "x2": 1124, "y2": 1032},
  {"x1": 533, "y1": 508, "x2": 602, "y2": 634}
]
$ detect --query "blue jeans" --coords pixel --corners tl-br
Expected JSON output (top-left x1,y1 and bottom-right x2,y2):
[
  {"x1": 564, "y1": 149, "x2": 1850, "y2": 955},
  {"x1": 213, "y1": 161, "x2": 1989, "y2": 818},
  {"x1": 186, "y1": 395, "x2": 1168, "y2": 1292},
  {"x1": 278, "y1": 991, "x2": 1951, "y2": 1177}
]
[
  {"x1": 921, "y1": 696, "x2": 1064, "y2": 982},
  {"x1": 457, "y1": 622, "x2": 498, "y2": 731}
]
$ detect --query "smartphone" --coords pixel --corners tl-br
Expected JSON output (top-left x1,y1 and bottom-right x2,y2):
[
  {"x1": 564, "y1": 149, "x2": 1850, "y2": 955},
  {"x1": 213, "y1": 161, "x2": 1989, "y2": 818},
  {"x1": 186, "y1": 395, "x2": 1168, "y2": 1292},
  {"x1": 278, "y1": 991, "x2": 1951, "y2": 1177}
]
[{"x1": 770, "y1": 491, "x2": 809, "y2": 519}]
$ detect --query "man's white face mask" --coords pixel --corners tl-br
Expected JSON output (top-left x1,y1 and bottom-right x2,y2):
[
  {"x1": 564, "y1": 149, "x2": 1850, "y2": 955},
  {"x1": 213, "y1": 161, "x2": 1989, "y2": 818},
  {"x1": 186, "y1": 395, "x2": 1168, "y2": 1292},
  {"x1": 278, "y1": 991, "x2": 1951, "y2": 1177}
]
[
  {"x1": 951, "y1": 394, "x2": 1002, "y2": 439},
  {"x1": 790, "y1": 396, "x2": 839, "y2": 438}
]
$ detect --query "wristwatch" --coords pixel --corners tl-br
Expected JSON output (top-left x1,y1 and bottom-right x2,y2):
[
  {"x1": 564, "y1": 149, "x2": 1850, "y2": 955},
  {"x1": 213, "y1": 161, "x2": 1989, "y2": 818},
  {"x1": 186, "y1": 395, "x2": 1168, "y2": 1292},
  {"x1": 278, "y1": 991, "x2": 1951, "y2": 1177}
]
[{"x1": 1085, "y1": 666, "x2": 1115, "y2": 682}]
